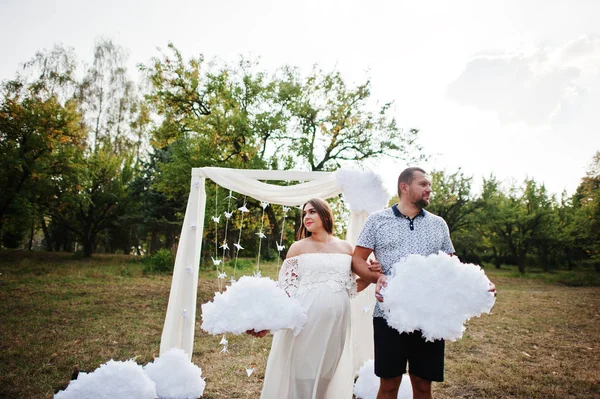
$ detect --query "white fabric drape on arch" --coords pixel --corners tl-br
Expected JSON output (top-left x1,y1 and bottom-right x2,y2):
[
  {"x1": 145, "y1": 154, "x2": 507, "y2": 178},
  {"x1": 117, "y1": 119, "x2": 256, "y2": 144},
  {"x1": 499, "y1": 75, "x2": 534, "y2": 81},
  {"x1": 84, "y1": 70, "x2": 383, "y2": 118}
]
[{"x1": 159, "y1": 167, "x2": 387, "y2": 384}]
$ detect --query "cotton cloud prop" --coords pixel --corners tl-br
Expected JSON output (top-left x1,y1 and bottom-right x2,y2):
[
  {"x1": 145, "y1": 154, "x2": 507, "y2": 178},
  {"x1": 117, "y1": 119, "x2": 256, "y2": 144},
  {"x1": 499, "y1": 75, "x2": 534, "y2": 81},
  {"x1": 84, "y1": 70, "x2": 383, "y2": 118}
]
[
  {"x1": 335, "y1": 169, "x2": 390, "y2": 214},
  {"x1": 201, "y1": 276, "x2": 307, "y2": 335},
  {"x1": 381, "y1": 252, "x2": 495, "y2": 342},
  {"x1": 145, "y1": 348, "x2": 206, "y2": 399},
  {"x1": 54, "y1": 360, "x2": 157, "y2": 399},
  {"x1": 354, "y1": 359, "x2": 412, "y2": 399},
  {"x1": 55, "y1": 350, "x2": 207, "y2": 399}
]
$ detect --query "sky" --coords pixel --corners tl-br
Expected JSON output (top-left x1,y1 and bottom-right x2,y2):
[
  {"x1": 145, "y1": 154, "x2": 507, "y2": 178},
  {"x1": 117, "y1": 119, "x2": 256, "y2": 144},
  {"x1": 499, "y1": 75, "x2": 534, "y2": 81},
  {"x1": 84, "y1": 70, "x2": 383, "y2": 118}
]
[{"x1": 1, "y1": 0, "x2": 599, "y2": 196}]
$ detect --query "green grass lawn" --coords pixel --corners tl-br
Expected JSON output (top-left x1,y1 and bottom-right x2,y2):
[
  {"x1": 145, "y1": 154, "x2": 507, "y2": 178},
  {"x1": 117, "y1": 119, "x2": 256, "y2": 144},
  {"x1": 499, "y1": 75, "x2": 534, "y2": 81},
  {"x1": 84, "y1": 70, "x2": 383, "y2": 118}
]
[{"x1": 0, "y1": 251, "x2": 598, "y2": 398}]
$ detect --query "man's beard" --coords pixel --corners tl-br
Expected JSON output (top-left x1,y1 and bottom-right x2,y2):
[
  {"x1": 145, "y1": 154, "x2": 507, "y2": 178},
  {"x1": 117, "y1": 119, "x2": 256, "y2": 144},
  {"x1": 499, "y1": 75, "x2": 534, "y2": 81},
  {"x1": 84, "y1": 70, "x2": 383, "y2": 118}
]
[{"x1": 413, "y1": 197, "x2": 429, "y2": 209}]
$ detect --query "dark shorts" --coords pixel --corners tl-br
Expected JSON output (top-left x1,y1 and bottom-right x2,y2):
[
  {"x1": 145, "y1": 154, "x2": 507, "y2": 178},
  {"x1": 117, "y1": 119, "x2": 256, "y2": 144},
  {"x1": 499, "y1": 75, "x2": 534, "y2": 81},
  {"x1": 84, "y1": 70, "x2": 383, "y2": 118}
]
[{"x1": 373, "y1": 317, "x2": 445, "y2": 382}]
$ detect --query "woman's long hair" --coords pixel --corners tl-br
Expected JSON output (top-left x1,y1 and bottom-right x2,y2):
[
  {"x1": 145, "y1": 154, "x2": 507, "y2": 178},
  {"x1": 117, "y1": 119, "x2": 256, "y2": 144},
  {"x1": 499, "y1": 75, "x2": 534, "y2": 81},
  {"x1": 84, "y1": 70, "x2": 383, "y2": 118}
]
[{"x1": 296, "y1": 198, "x2": 334, "y2": 240}]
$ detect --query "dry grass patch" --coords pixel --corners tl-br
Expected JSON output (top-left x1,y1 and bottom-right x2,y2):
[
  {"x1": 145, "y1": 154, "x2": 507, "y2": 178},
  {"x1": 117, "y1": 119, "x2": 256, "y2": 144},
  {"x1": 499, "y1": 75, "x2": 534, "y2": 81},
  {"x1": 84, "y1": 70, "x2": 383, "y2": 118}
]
[{"x1": 0, "y1": 252, "x2": 598, "y2": 398}]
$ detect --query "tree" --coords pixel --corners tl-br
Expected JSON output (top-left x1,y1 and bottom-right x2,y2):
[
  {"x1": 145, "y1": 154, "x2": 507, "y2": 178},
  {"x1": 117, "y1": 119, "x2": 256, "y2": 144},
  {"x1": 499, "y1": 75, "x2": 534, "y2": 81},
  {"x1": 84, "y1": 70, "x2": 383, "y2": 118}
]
[
  {"x1": 47, "y1": 144, "x2": 134, "y2": 257},
  {"x1": 284, "y1": 67, "x2": 423, "y2": 171},
  {"x1": 0, "y1": 45, "x2": 86, "y2": 245},
  {"x1": 78, "y1": 38, "x2": 138, "y2": 153},
  {"x1": 571, "y1": 151, "x2": 600, "y2": 270},
  {"x1": 427, "y1": 169, "x2": 474, "y2": 233},
  {"x1": 426, "y1": 169, "x2": 479, "y2": 262},
  {"x1": 485, "y1": 179, "x2": 555, "y2": 273}
]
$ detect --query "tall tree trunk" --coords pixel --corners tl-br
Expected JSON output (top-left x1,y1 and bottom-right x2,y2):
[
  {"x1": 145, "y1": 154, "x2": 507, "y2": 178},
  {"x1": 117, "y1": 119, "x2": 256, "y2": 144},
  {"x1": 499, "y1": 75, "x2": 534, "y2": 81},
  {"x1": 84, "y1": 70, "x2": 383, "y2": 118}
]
[
  {"x1": 82, "y1": 235, "x2": 94, "y2": 257},
  {"x1": 492, "y1": 247, "x2": 501, "y2": 269},
  {"x1": 150, "y1": 230, "x2": 159, "y2": 254},
  {"x1": 82, "y1": 227, "x2": 95, "y2": 257},
  {"x1": 541, "y1": 248, "x2": 550, "y2": 272},
  {"x1": 40, "y1": 217, "x2": 53, "y2": 252},
  {"x1": 517, "y1": 254, "x2": 526, "y2": 274},
  {"x1": 28, "y1": 218, "x2": 35, "y2": 251}
]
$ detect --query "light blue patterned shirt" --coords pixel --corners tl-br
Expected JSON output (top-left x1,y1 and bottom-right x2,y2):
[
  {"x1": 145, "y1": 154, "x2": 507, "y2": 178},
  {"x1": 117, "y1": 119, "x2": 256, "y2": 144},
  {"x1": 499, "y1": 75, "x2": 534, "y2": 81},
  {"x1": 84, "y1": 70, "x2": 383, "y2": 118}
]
[{"x1": 356, "y1": 205, "x2": 455, "y2": 318}]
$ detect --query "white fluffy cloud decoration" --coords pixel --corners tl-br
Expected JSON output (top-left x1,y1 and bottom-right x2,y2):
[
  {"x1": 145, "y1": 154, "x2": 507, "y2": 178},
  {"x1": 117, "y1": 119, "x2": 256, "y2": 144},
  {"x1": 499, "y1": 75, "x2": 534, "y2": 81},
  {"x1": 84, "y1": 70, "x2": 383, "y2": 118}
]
[
  {"x1": 145, "y1": 348, "x2": 206, "y2": 399},
  {"x1": 354, "y1": 359, "x2": 412, "y2": 399},
  {"x1": 335, "y1": 169, "x2": 391, "y2": 214},
  {"x1": 54, "y1": 359, "x2": 157, "y2": 399},
  {"x1": 381, "y1": 252, "x2": 495, "y2": 342},
  {"x1": 201, "y1": 276, "x2": 307, "y2": 335}
]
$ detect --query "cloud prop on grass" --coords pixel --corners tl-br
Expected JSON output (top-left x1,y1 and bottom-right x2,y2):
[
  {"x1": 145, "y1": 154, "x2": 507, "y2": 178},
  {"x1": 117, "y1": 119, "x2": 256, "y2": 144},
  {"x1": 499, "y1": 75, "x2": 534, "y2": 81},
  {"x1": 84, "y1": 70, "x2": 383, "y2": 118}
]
[
  {"x1": 201, "y1": 276, "x2": 307, "y2": 335},
  {"x1": 54, "y1": 360, "x2": 157, "y2": 399},
  {"x1": 354, "y1": 359, "x2": 412, "y2": 399},
  {"x1": 381, "y1": 252, "x2": 495, "y2": 342},
  {"x1": 145, "y1": 348, "x2": 206, "y2": 399}
]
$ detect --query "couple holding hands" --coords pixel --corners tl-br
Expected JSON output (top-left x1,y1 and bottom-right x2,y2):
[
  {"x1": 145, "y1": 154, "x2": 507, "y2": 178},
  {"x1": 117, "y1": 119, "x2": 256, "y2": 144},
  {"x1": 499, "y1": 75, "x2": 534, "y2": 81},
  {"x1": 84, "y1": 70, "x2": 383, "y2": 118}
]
[{"x1": 250, "y1": 167, "x2": 496, "y2": 399}]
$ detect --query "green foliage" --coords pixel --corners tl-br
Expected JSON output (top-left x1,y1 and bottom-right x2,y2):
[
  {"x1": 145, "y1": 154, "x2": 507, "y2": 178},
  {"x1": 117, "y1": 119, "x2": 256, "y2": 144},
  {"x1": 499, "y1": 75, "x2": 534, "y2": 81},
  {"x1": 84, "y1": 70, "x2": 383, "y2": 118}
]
[
  {"x1": 233, "y1": 258, "x2": 254, "y2": 270},
  {"x1": 143, "y1": 248, "x2": 175, "y2": 274},
  {"x1": 2, "y1": 39, "x2": 598, "y2": 275}
]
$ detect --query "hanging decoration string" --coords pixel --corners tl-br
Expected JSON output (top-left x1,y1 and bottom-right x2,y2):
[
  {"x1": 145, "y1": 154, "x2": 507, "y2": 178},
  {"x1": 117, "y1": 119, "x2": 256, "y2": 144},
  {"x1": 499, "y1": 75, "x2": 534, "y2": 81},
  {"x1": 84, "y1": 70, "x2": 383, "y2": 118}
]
[
  {"x1": 218, "y1": 189, "x2": 236, "y2": 291},
  {"x1": 276, "y1": 180, "x2": 292, "y2": 277},
  {"x1": 232, "y1": 195, "x2": 248, "y2": 282},
  {"x1": 211, "y1": 183, "x2": 223, "y2": 291},
  {"x1": 276, "y1": 205, "x2": 290, "y2": 277},
  {"x1": 255, "y1": 200, "x2": 269, "y2": 275}
]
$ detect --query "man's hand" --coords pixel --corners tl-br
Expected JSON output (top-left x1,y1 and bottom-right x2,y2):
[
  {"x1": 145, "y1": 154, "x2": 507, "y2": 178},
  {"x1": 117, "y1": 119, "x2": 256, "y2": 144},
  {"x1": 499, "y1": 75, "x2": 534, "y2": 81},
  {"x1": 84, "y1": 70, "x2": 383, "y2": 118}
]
[
  {"x1": 368, "y1": 259, "x2": 383, "y2": 273},
  {"x1": 488, "y1": 282, "x2": 497, "y2": 297},
  {"x1": 245, "y1": 329, "x2": 269, "y2": 338},
  {"x1": 375, "y1": 275, "x2": 387, "y2": 302}
]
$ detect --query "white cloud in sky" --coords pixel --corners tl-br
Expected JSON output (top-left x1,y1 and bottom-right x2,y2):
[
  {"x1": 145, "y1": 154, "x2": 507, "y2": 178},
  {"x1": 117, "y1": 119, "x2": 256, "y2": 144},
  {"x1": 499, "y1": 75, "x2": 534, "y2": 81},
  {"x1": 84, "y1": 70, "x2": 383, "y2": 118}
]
[{"x1": 447, "y1": 34, "x2": 600, "y2": 130}]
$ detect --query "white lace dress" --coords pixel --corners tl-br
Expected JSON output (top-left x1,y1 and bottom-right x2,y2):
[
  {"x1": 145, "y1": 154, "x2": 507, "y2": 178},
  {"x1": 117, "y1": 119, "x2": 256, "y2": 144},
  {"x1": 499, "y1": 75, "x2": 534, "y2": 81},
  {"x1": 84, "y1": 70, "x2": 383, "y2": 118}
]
[{"x1": 260, "y1": 253, "x2": 357, "y2": 399}]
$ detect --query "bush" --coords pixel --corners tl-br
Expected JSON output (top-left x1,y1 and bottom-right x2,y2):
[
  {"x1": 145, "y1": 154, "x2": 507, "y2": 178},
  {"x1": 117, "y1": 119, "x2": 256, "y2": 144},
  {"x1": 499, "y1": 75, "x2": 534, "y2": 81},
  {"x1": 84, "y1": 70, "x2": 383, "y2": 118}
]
[
  {"x1": 233, "y1": 258, "x2": 254, "y2": 270},
  {"x1": 143, "y1": 249, "x2": 175, "y2": 274},
  {"x1": 262, "y1": 247, "x2": 279, "y2": 262}
]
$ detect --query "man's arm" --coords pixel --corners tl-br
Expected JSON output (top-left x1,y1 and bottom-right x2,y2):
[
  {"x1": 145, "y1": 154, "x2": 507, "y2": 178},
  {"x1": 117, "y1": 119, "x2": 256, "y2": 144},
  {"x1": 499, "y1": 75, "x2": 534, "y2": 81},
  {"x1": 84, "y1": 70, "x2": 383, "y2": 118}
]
[{"x1": 352, "y1": 246, "x2": 382, "y2": 284}]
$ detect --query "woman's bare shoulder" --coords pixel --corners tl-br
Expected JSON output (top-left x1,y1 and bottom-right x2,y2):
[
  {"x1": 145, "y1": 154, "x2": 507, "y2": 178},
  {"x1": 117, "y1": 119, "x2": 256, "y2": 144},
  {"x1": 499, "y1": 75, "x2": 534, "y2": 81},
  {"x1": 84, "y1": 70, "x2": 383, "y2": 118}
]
[
  {"x1": 286, "y1": 239, "x2": 309, "y2": 258},
  {"x1": 331, "y1": 237, "x2": 353, "y2": 255}
]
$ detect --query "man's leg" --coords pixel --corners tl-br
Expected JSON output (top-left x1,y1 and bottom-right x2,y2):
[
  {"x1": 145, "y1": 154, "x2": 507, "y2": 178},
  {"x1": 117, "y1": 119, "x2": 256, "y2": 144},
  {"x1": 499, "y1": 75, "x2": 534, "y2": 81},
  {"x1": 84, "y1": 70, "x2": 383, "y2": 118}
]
[
  {"x1": 406, "y1": 331, "x2": 444, "y2": 399},
  {"x1": 377, "y1": 375, "x2": 402, "y2": 399},
  {"x1": 409, "y1": 374, "x2": 432, "y2": 399},
  {"x1": 373, "y1": 317, "x2": 408, "y2": 399}
]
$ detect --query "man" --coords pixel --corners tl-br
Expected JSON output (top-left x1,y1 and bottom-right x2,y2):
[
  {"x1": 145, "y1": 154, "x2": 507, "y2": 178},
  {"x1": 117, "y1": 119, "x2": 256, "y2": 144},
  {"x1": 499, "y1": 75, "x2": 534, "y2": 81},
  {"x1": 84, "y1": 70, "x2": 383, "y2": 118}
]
[{"x1": 352, "y1": 167, "x2": 495, "y2": 399}]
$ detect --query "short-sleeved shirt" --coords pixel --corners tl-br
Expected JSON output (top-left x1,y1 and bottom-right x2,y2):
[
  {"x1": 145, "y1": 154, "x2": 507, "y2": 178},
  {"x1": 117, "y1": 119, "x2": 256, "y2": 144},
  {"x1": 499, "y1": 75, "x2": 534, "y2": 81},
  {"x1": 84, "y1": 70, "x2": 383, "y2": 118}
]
[{"x1": 356, "y1": 205, "x2": 455, "y2": 318}]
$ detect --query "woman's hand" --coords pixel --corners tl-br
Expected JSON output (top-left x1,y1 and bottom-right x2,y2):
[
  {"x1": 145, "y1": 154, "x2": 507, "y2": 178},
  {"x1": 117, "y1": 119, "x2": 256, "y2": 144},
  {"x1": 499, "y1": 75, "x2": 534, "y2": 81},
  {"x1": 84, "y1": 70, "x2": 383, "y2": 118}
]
[
  {"x1": 246, "y1": 329, "x2": 269, "y2": 338},
  {"x1": 368, "y1": 259, "x2": 383, "y2": 273}
]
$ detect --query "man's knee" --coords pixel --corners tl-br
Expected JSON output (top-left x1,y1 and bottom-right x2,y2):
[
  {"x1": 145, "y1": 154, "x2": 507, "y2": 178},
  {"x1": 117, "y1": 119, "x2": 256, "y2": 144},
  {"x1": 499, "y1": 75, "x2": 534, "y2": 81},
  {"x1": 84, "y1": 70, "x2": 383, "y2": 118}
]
[
  {"x1": 379, "y1": 376, "x2": 402, "y2": 393},
  {"x1": 410, "y1": 374, "x2": 432, "y2": 394}
]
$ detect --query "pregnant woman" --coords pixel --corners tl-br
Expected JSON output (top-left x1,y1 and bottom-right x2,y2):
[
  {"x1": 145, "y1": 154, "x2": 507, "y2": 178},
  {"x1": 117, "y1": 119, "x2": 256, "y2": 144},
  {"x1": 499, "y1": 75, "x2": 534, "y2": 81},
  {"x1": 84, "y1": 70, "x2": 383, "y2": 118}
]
[{"x1": 251, "y1": 198, "x2": 374, "y2": 399}]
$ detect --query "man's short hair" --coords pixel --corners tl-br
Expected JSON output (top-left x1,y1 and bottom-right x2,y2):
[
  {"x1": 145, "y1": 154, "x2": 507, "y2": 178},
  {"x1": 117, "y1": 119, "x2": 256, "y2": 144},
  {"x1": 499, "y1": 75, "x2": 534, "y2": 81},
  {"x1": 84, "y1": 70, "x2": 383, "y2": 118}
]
[{"x1": 397, "y1": 167, "x2": 427, "y2": 197}]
